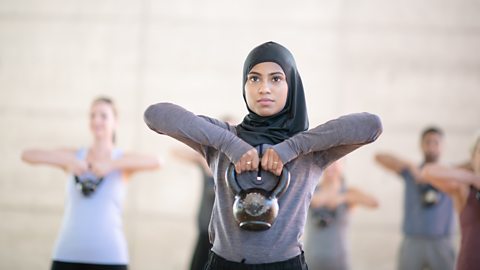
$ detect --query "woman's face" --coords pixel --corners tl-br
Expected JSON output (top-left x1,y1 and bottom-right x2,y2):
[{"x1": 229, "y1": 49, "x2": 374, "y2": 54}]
[
  {"x1": 89, "y1": 101, "x2": 116, "y2": 142},
  {"x1": 245, "y1": 62, "x2": 288, "y2": 117}
]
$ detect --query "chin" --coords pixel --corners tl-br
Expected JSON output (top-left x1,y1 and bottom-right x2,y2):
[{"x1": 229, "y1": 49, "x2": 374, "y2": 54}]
[
  {"x1": 91, "y1": 130, "x2": 105, "y2": 139},
  {"x1": 256, "y1": 109, "x2": 276, "y2": 117}
]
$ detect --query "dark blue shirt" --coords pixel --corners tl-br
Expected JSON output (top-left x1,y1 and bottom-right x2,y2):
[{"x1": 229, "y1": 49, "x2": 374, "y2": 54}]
[{"x1": 401, "y1": 168, "x2": 454, "y2": 237}]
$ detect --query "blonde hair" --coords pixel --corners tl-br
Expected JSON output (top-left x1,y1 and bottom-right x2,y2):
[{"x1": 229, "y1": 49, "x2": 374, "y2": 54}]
[
  {"x1": 91, "y1": 96, "x2": 117, "y2": 144},
  {"x1": 92, "y1": 96, "x2": 117, "y2": 116},
  {"x1": 472, "y1": 130, "x2": 480, "y2": 155}
]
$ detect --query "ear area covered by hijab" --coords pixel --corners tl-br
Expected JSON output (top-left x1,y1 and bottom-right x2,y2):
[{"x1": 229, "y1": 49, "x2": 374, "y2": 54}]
[{"x1": 236, "y1": 41, "x2": 309, "y2": 146}]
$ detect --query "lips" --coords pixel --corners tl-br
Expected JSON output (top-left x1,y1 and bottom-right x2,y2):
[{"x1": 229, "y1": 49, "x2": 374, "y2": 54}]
[{"x1": 257, "y1": 98, "x2": 274, "y2": 105}]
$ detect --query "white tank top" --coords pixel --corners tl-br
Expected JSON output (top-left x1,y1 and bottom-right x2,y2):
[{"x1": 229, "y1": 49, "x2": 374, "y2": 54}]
[{"x1": 52, "y1": 148, "x2": 128, "y2": 264}]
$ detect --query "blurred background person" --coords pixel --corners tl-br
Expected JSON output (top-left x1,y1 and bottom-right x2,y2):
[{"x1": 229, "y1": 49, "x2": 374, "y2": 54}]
[
  {"x1": 172, "y1": 115, "x2": 236, "y2": 270},
  {"x1": 374, "y1": 127, "x2": 456, "y2": 270},
  {"x1": 421, "y1": 132, "x2": 480, "y2": 270},
  {"x1": 21, "y1": 97, "x2": 162, "y2": 270},
  {"x1": 172, "y1": 146, "x2": 214, "y2": 270},
  {"x1": 304, "y1": 159, "x2": 379, "y2": 270}
]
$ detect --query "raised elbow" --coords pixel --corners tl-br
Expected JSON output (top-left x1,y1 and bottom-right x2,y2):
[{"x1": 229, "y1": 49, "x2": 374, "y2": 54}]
[
  {"x1": 370, "y1": 198, "x2": 380, "y2": 209},
  {"x1": 143, "y1": 104, "x2": 158, "y2": 130},
  {"x1": 144, "y1": 103, "x2": 172, "y2": 133},
  {"x1": 21, "y1": 150, "x2": 33, "y2": 164},
  {"x1": 21, "y1": 151, "x2": 27, "y2": 162},
  {"x1": 368, "y1": 114, "x2": 383, "y2": 142}
]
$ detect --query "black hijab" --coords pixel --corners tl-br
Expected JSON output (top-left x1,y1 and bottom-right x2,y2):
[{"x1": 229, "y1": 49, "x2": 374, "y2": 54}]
[{"x1": 236, "y1": 41, "x2": 309, "y2": 146}]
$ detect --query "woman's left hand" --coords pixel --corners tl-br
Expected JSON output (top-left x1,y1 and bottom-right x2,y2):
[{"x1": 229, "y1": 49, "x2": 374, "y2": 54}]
[
  {"x1": 90, "y1": 160, "x2": 115, "y2": 177},
  {"x1": 261, "y1": 148, "x2": 283, "y2": 176}
]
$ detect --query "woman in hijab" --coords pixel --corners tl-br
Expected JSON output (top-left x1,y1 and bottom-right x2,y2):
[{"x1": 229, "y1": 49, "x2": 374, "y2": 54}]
[{"x1": 144, "y1": 41, "x2": 383, "y2": 270}]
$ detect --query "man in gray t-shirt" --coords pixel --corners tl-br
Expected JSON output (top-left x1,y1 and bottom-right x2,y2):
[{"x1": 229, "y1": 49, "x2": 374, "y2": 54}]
[{"x1": 375, "y1": 127, "x2": 455, "y2": 270}]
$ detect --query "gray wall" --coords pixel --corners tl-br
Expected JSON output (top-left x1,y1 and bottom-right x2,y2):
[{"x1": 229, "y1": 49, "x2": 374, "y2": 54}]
[{"x1": 1, "y1": 0, "x2": 479, "y2": 269}]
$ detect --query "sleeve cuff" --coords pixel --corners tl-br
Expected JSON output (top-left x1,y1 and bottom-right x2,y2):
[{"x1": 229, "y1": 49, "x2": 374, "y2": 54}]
[
  {"x1": 225, "y1": 142, "x2": 254, "y2": 164},
  {"x1": 272, "y1": 141, "x2": 298, "y2": 164}
]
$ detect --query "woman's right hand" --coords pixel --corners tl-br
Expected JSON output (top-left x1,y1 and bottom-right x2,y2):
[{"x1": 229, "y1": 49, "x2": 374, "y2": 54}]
[
  {"x1": 66, "y1": 158, "x2": 89, "y2": 176},
  {"x1": 235, "y1": 148, "x2": 260, "y2": 174}
]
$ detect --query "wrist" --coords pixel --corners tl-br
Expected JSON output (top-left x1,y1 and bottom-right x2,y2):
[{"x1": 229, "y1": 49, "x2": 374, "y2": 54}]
[
  {"x1": 227, "y1": 142, "x2": 254, "y2": 164},
  {"x1": 271, "y1": 141, "x2": 297, "y2": 164},
  {"x1": 111, "y1": 159, "x2": 122, "y2": 171}
]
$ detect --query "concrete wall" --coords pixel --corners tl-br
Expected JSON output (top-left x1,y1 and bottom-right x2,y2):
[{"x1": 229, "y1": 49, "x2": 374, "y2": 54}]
[{"x1": 1, "y1": 0, "x2": 479, "y2": 269}]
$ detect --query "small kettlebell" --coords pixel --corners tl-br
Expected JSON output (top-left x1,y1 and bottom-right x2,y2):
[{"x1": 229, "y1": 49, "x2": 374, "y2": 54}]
[
  {"x1": 312, "y1": 207, "x2": 337, "y2": 228},
  {"x1": 420, "y1": 184, "x2": 439, "y2": 207},
  {"x1": 74, "y1": 175, "x2": 104, "y2": 197},
  {"x1": 225, "y1": 163, "x2": 290, "y2": 231}
]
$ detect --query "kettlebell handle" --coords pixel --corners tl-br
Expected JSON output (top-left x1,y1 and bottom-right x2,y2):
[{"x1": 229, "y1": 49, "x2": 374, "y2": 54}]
[
  {"x1": 225, "y1": 163, "x2": 290, "y2": 198},
  {"x1": 225, "y1": 164, "x2": 243, "y2": 195}
]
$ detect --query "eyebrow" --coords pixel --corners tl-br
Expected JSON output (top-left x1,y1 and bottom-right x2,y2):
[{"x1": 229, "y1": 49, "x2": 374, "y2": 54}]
[{"x1": 248, "y1": 71, "x2": 285, "y2": 76}]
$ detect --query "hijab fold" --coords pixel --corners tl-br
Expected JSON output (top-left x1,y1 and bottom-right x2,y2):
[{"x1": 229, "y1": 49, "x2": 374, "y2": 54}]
[{"x1": 236, "y1": 41, "x2": 309, "y2": 146}]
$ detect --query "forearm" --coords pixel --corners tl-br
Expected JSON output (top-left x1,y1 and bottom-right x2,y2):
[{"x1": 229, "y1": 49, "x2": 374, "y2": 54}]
[
  {"x1": 346, "y1": 189, "x2": 379, "y2": 208},
  {"x1": 171, "y1": 148, "x2": 199, "y2": 164},
  {"x1": 374, "y1": 153, "x2": 411, "y2": 173},
  {"x1": 273, "y1": 112, "x2": 382, "y2": 164},
  {"x1": 144, "y1": 102, "x2": 252, "y2": 163},
  {"x1": 21, "y1": 149, "x2": 74, "y2": 169},
  {"x1": 456, "y1": 161, "x2": 473, "y2": 171},
  {"x1": 112, "y1": 154, "x2": 162, "y2": 173},
  {"x1": 311, "y1": 194, "x2": 352, "y2": 209},
  {"x1": 422, "y1": 164, "x2": 480, "y2": 187}
]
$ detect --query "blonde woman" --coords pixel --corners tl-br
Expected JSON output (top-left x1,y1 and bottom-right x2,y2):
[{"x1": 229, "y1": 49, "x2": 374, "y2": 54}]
[{"x1": 22, "y1": 97, "x2": 161, "y2": 270}]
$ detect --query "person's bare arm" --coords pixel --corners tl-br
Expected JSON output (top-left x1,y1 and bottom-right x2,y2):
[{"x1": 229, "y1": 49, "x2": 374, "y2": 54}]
[
  {"x1": 21, "y1": 148, "x2": 87, "y2": 175},
  {"x1": 421, "y1": 164, "x2": 480, "y2": 191},
  {"x1": 421, "y1": 164, "x2": 476, "y2": 212},
  {"x1": 456, "y1": 161, "x2": 473, "y2": 171},
  {"x1": 345, "y1": 187, "x2": 379, "y2": 209},
  {"x1": 171, "y1": 148, "x2": 211, "y2": 174},
  {"x1": 310, "y1": 190, "x2": 329, "y2": 208},
  {"x1": 90, "y1": 152, "x2": 162, "y2": 177},
  {"x1": 374, "y1": 153, "x2": 414, "y2": 174}
]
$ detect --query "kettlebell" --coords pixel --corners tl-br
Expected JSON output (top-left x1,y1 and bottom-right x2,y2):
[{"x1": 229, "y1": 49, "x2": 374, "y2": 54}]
[
  {"x1": 420, "y1": 184, "x2": 439, "y2": 207},
  {"x1": 225, "y1": 163, "x2": 290, "y2": 231},
  {"x1": 74, "y1": 175, "x2": 104, "y2": 197},
  {"x1": 312, "y1": 207, "x2": 337, "y2": 228}
]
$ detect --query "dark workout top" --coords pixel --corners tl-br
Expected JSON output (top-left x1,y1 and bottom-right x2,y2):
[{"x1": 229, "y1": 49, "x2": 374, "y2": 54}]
[
  {"x1": 457, "y1": 186, "x2": 480, "y2": 270},
  {"x1": 144, "y1": 102, "x2": 382, "y2": 263}
]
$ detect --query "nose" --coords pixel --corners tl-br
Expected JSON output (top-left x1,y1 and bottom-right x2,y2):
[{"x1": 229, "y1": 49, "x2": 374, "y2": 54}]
[{"x1": 258, "y1": 81, "x2": 271, "y2": 94}]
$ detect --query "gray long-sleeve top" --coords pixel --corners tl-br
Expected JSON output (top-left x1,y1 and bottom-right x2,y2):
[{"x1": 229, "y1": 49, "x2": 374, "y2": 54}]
[{"x1": 144, "y1": 103, "x2": 382, "y2": 264}]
